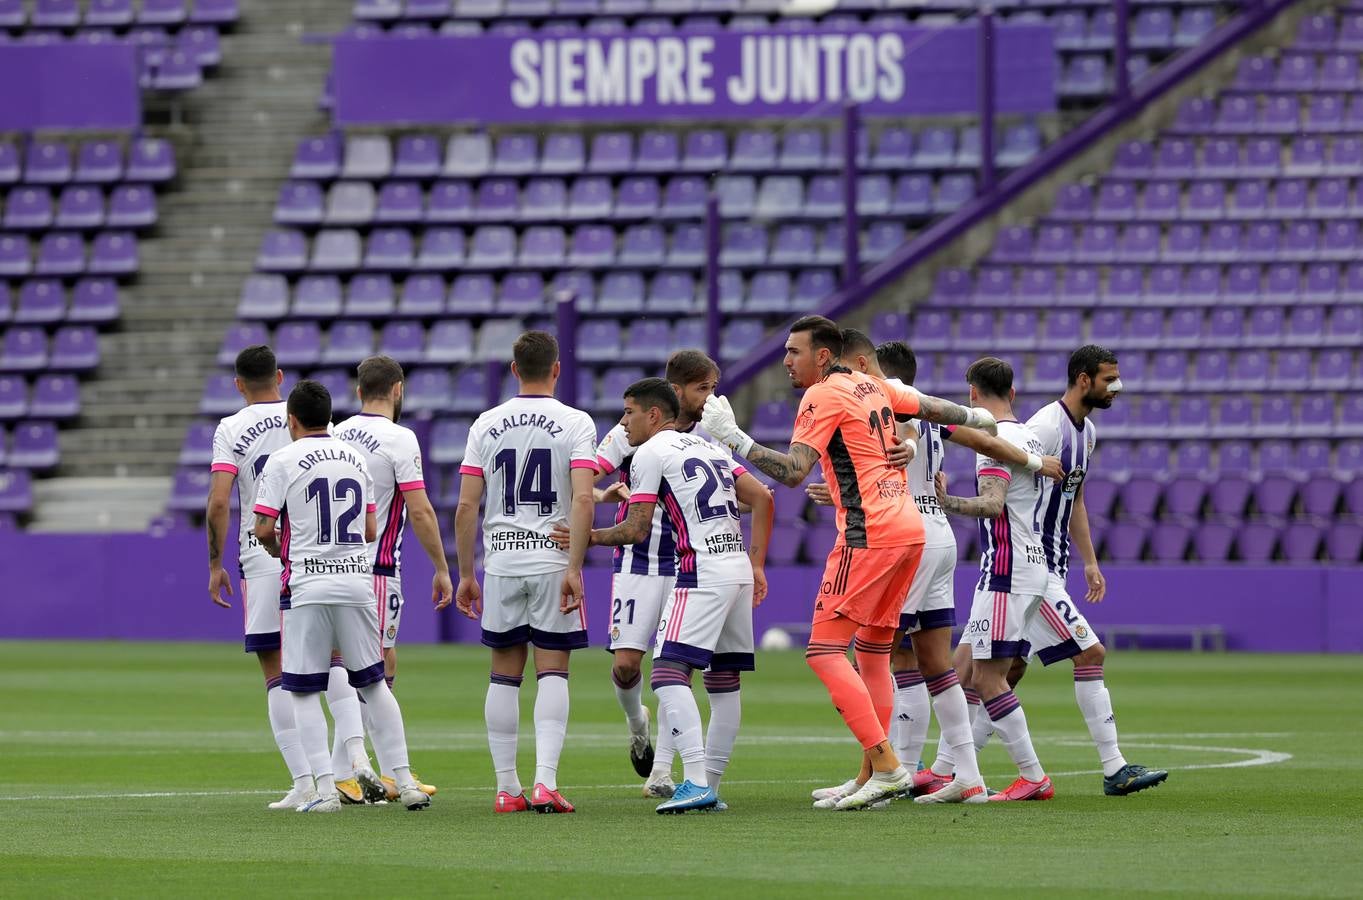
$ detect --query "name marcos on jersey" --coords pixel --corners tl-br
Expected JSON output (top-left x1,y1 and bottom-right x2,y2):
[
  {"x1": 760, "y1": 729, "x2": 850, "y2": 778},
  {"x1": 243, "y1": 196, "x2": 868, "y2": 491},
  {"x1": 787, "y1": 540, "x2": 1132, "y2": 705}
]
[
  {"x1": 486, "y1": 413, "x2": 566, "y2": 440},
  {"x1": 231, "y1": 414, "x2": 286, "y2": 456}
]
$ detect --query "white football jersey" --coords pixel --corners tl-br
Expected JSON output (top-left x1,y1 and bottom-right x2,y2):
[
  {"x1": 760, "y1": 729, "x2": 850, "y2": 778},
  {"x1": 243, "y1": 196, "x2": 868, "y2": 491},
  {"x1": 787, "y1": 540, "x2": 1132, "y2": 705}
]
[
  {"x1": 974, "y1": 420, "x2": 1048, "y2": 596},
  {"x1": 596, "y1": 420, "x2": 740, "y2": 578},
  {"x1": 460, "y1": 395, "x2": 598, "y2": 577},
  {"x1": 335, "y1": 413, "x2": 425, "y2": 577},
  {"x1": 627, "y1": 429, "x2": 753, "y2": 589},
  {"x1": 885, "y1": 377, "x2": 955, "y2": 551},
  {"x1": 211, "y1": 400, "x2": 291, "y2": 579},
  {"x1": 253, "y1": 434, "x2": 377, "y2": 607},
  {"x1": 1026, "y1": 401, "x2": 1098, "y2": 579}
]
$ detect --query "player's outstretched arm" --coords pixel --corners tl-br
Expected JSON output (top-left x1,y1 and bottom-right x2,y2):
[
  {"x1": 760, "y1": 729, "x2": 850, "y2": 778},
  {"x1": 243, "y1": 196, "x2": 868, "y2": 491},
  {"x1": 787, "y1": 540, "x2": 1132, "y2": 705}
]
[
  {"x1": 453, "y1": 473, "x2": 484, "y2": 619},
  {"x1": 590, "y1": 500, "x2": 654, "y2": 547},
  {"x1": 206, "y1": 471, "x2": 235, "y2": 608},
  {"x1": 935, "y1": 472, "x2": 1008, "y2": 519},
  {"x1": 947, "y1": 427, "x2": 1062, "y2": 481},
  {"x1": 252, "y1": 512, "x2": 280, "y2": 557},
  {"x1": 735, "y1": 472, "x2": 773, "y2": 606},
  {"x1": 915, "y1": 392, "x2": 999, "y2": 433},
  {"x1": 743, "y1": 442, "x2": 821, "y2": 489},
  {"x1": 404, "y1": 487, "x2": 453, "y2": 610},
  {"x1": 1070, "y1": 484, "x2": 1106, "y2": 603}
]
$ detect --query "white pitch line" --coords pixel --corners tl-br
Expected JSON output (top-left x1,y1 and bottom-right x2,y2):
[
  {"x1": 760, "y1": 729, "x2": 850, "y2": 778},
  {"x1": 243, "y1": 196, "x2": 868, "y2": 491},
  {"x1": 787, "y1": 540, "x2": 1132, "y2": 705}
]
[{"x1": 0, "y1": 742, "x2": 1292, "y2": 803}]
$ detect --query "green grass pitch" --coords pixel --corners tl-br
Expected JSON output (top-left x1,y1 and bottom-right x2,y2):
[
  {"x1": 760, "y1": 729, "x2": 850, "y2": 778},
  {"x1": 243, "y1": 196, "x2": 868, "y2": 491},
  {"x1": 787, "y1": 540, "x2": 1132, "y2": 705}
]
[{"x1": 2, "y1": 641, "x2": 1360, "y2": 898}]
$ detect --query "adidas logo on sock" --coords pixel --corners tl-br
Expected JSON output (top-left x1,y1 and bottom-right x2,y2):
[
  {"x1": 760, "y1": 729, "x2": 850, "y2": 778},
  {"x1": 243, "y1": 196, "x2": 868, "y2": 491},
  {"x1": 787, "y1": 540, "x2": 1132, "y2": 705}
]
[
  {"x1": 897, "y1": 713, "x2": 911, "y2": 720},
  {"x1": 671, "y1": 727, "x2": 682, "y2": 737},
  {"x1": 1104, "y1": 715, "x2": 1115, "y2": 724}
]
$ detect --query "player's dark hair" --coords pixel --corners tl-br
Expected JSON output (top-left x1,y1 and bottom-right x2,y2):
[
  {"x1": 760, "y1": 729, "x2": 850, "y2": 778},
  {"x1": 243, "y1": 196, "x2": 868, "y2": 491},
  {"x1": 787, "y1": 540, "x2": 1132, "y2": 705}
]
[
  {"x1": 623, "y1": 377, "x2": 679, "y2": 421},
  {"x1": 288, "y1": 379, "x2": 332, "y2": 429},
  {"x1": 790, "y1": 315, "x2": 843, "y2": 360},
  {"x1": 665, "y1": 349, "x2": 720, "y2": 386},
  {"x1": 839, "y1": 328, "x2": 875, "y2": 360},
  {"x1": 356, "y1": 354, "x2": 404, "y2": 401},
  {"x1": 234, "y1": 344, "x2": 278, "y2": 388},
  {"x1": 513, "y1": 330, "x2": 559, "y2": 381},
  {"x1": 1067, "y1": 344, "x2": 1120, "y2": 386},
  {"x1": 966, "y1": 357, "x2": 1014, "y2": 399},
  {"x1": 876, "y1": 341, "x2": 918, "y2": 385}
]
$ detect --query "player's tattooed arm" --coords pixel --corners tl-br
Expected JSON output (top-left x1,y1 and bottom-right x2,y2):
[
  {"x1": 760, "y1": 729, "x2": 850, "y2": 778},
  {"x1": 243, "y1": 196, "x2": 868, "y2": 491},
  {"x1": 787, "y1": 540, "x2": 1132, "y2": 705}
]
[
  {"x1": 935, "y1": 473, "x2": 1008, "y2": 519},
  {"x1": 590, "y1": 500, "x2": 655, "y2": 547},
  {"x1": 744, "y1": 442, "x2": 821, "y2": 488},
  {"x1": 253, "y1": 513, "x2": 281, "y2": 557},
  {"x1": 914, "y1": 393, "x2": 973, "y2": 426}
]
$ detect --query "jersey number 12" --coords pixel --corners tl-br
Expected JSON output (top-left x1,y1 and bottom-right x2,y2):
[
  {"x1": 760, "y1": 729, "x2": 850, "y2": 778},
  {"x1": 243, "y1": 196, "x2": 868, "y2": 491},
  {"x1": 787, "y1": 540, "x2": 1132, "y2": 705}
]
[{"x1": 304, "y1": 477, "x2": 364, "y2": 544}]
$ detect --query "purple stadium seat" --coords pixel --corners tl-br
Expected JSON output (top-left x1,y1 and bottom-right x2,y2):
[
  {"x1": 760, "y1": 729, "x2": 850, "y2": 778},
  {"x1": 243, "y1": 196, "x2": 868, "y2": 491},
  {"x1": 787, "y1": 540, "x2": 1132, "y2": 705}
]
[
  {"x1": 404, "y1": 368, "x2": 451, "y2": 414},
  {"x1": 87, "y1": 0, "x2": 134, "y2": 25},
  {"x1": 50, "y1": 326, "x2": 98, "y2": 371},
  {"x1": 617, "y1": 319, "x2": 669, "y2": 364},
  {"x1": 8, "y1": 421, "x2": 58, "y2": 470},
  {"x1": 1236, "y1": 523, "x2": 1278, "y2": 563},
  {"x1": 1208, "y1": 475, "x2": 1253, "y2": 517},
  {"x1": 914, "y1": 126, "x2": 955, "y2": 167},
  {"x1": 0, "y1": 327, "x2": 46, "y2": 372},
  {"x1": 426, "y1": 180, "x2": 473, "y2": 223},
  {"x1": 428, "y1": 418, "x2": 474, "y2": 465},
  {"x1": 513, "y1": 225, "x2": 561, "y2": 268},
  {"x1": 412, "y1": 228, "x2": 461, "y2": 271},
  {"x1": 275, "y1": 182, "x2": 323, "y2": 226},
  {"x1": 443, "y1": 134, "x2": 492, "y2": 180},
  {"x1": 0, "y1": 236, "x2": 29, "y2": 278},
  {"x1": 389, "y1": 135, "x2": 440, "y2": 179},
  {"x1": 991, "y1": 225, "x2": 1033, "y2": 263},
  {"x1": 346, "y1": 274, "x2": 396, "y2": 317},
  {"x1": 447, "y1": 274, "x2": 495, "y2": 315},
  {"x1": 1103, "y1": 522, "x2": 1147, "y2": 562},
  {"x1": 499, "y1": 272, "x2": 544, "y2": 315},
  {"x1": 1219, "y1": 441, "x2": 1253, "y2": 475},
  {"x1": 4, "y1": 187, "x2": 53, "y2": 230},
  {"x1": 521, "y1": 177, "x2": 566, "y2": 220},
  {"x1": 564, "y1": 225, "x2": 612, "y2": 268},
  {"x1": 142, "y1": 0, "x2": 188, "y2": 24},
  {"x1": 935, "y1": 175, "x2": 975, "y2": 214},
  {"x1": 425, "y1": 321, "x2": 473, "y2": 367},
  {"x1": 292, "y1": 135, "x2": 340, "y2": 180},
  {"x1": 393, "y1": 275, "x2": 443, "y2": 318},
  {"x1": 491, "y1": 134, "x2": 537, "y2": 176},
  {"x1": 716, "y1": 175, "x2": 756, "y2": 218},
  {"x1": 1254, "y1": 475, "x2": 1296, "y2": 518},
  {"x1": 1053, "y1": 183, "x2": 1092, "y2": 220},
  {"x1": 868, "y1": 312, "x2": 908, "y2": 347},
  {"x1": 587, "y1": 132, "x2": 632, "y2": 174},
  {"x1": 363, "y1": 228, "x2": 412, "y2": 270},
  {"x1": 0, "y1": 374, "x2": 26, "y2": 419},
  {"x1": 323, "y1": 321, "x2": 374, "y2": 366},
  {"x1": 273, "y1": 322, "x2": 323, "y2": 368},
  {"x1": 597, "y1": 272, "x2": 644, "y2": 315},
  {"x1": 219, "y1": 322, "x2": 268, "y2": 367},
  {"x1": 1326, "y1": 522, "x2": 1363, "y2": 563},
  {"x1": 292, "y1": 275, "x2": 342, "y2": 318},
  {"x1": 1148, "y1": 523, "x2": 1190, "y2": 562},
  {"x1": 106, "y1": 185, "x2": 155, "y2": 230},
  {"x1": 36, "y1": 233, "x2": 85, "y2": 277},
  {"x1": 23, "y1": 141, "x2": 70, "y2": 185},
  {"x1": 1193, "y1": 521, "x2": 1234, "y2": 562},
  {"x1": 374, "y1": 183, "x2": 423, "y2": 225},
  {"x1": 1121, "y1": 476, "x2": 1161, "y2": 519},
  {"x1": 540, "y1": 133, "x2": 585, "y2": 176},
  {"x1": 199, "y1": 374, "x2": 238, "y2": 416},
  {"x1": 324, "y1": 182, "x2": 375, "y2": 226},
  {"x1": 1162, "y1": 475, "x2": 1207, "y2": 520},
  {"x1": 376, "y1": 321, "x2": 424, "y2": 365},
  {"x1": 15, "y1": 280, "x2": 64, "y2": 324}
]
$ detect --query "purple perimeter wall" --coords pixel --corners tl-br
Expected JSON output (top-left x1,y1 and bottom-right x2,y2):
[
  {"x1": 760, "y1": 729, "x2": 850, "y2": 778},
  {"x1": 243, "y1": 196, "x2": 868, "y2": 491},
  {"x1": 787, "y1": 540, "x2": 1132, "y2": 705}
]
[{"x1": 1, "y1": 528, "x2": 1358, "y2": 652}]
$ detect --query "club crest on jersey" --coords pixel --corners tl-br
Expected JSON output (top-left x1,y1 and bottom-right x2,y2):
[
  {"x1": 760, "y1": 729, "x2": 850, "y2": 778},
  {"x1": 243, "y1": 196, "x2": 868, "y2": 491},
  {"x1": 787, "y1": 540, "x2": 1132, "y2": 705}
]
[
  {"x1": 611, "y1": 626, "x2": 620, "y2": 641},
  {"x1": 413, "y1": 454, "x2": 422, "y2": 472},
  {"x1": 1076, "y1": 625, "x2": 1088, "y2": 639},
  {"x1": 387, "y1": 625, "x2": 397, "y2": 640}
]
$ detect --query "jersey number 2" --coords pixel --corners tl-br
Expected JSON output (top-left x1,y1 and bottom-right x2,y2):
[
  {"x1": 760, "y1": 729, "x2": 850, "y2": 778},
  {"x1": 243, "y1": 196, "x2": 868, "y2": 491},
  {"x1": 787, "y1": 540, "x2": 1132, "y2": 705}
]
[{"x1": 304, "y1": 477, "x2": 364, "y2": 544}]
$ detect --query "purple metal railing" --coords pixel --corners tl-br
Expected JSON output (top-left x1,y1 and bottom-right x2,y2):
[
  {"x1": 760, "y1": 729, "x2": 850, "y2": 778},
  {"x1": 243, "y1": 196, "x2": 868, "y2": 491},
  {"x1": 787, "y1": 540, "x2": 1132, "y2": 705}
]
[{"x1": 721, "y1": 0, "x2": 1299, "y2": 392}]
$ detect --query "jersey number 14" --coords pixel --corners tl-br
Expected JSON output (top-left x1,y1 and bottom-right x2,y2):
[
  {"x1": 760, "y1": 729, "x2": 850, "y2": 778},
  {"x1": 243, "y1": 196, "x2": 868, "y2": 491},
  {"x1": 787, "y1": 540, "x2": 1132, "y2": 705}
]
[{"x1": 492, "y1": 447, "x2": 557, "y2": 516}]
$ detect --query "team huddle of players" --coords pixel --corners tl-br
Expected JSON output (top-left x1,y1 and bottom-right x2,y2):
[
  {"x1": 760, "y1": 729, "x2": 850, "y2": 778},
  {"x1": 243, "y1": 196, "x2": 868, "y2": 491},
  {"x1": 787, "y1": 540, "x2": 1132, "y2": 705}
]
[{"x1": 207, "y1": 314, "x2": 1167, "y2": 814}]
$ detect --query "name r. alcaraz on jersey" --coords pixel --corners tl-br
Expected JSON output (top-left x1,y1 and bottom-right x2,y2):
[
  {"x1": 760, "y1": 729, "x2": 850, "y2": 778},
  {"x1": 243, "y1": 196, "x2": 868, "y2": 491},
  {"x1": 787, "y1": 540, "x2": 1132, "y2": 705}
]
[{"x1": 487, "y1": 412, "x2": 565, "y2": 440}]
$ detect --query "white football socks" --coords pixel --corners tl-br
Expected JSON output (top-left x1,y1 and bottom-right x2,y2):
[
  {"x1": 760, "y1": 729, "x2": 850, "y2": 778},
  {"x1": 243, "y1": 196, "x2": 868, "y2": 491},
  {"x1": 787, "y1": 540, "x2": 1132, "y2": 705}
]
[
  {"x1": 533, "y1": 671, "x2": 570, "y2": 791},
  {"x1": 702, "y1": 672, "x2": 741, "y2": 793},
  {"x1": 485, "y1": 675, "x2": 523, "y2": 795},
  {"x1": 984, "y1": 691, "x2": 1045, "y2": 782},
  {"x1": 266, "y1": 680, "x2": 311, "y2": 781},
  {"x1": 1075, "y1": 666, "x2": 1127, "y2": 777},
  {"x1": 290, "y1": 690, "x2": 334, "y2": 792},
  {"x1": 891, "y1": 669, "x2": 931, "y2": 768},
  {"x1": 356, "y1": 680, "x2": 415, "y2": 790},
  {"x1": 973, "y1": 707, "x2": 997, "y2": 751},
  {"x1": 925, "y1": 671, "x2": 981, "y2": 783},
  {"x1": 612, "y1": 667, "x2": 648, "y2": 734},
  {"x1": 653, "y1": 677, "x2": 707, "y2": 787},
  {"x1": 325, "y1": 666, "x2": 367, "y2": 780},
  {"x1": 652, "y1": 700, "x2": 676, "y2": 778}
]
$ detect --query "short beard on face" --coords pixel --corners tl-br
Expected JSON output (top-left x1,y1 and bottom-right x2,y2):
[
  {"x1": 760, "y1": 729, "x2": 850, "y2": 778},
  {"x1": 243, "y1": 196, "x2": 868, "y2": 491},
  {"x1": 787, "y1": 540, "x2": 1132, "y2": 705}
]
[{"x1": 1084, "y1": 390, "x2": 1113, "y2": 410}]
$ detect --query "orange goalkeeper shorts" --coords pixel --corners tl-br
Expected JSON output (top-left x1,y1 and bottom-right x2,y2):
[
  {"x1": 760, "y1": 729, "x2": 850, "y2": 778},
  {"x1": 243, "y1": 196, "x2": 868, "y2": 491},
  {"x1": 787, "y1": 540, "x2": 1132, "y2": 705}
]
[{"x1": 812, "y1": 543, "x2": 925, "y2": 630}]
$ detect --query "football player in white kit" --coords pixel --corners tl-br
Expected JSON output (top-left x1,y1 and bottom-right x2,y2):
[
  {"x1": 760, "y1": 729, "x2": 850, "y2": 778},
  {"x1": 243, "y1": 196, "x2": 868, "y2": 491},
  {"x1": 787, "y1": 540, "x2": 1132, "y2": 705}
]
[
  {"x1": 589, "y1": 350, "x2": 771, "y2": 800},
  {"x1": 997, "y1": 345, "x2": 1166, "y2": 796},
  {"x1": 206, "y1": 345, "x2": 369, "y2": 810},
  {"x1": 252, "y1": 380, "x2": 429, "y2": 813},
  {"x1": 933, "y1": 357, "x2": 1055, "y2": 802},
  {"x1": 453, "y1": 331, "x2": 598, "y2": 814},
  {"x1": 805, "y1": 333, "x2": 1062, "y2": 806},
  {"x1": 579, "y1": 377, "x2": 768, "y2": 814},
  {"x1": 335, "y1": 355, "x2": 453, "y2": 802}
]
